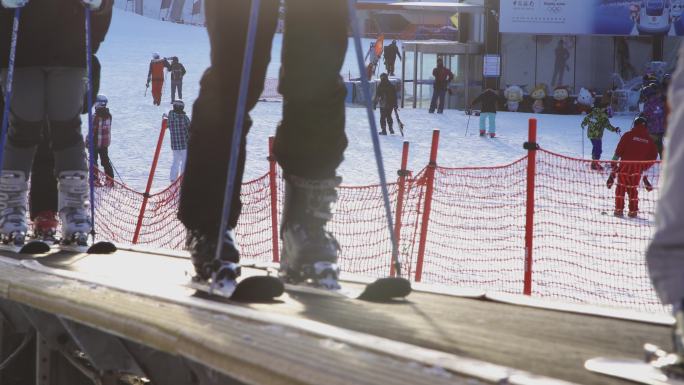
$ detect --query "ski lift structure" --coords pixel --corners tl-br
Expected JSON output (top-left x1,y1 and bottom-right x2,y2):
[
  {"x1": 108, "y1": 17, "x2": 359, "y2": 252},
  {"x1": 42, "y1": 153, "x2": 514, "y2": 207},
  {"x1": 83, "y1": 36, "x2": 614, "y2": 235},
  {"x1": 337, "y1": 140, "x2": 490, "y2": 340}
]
[{"x1": 400, "y1": 40, "x2": 483, "y2": 110}]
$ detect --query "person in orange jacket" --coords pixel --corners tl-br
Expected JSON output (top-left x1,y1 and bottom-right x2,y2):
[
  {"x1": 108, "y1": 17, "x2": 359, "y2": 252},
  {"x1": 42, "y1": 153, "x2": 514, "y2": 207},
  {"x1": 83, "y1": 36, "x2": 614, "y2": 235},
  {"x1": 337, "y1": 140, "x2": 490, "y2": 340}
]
[{"x1": 146, "y1": 52, "x2": 170, "y2": 106}]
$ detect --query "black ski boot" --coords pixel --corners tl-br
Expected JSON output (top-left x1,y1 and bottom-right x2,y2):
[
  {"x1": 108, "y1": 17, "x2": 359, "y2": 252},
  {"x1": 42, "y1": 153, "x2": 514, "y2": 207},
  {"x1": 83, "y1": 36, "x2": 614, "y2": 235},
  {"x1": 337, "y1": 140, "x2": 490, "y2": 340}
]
[
  {"x1": 186, "y1": 228, "x2": 241, "y2": 295},
  {"x1": 279, "y1": 175, "x2": 341, "y2": 290}
]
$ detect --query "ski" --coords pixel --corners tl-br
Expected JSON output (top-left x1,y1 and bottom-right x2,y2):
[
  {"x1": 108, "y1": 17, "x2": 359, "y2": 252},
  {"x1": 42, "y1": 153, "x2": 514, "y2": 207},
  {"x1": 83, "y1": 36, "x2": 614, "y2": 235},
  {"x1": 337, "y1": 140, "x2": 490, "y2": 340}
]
[
  {"x1": 245, "y1": 263, "x2": 411, "y2": 302},
  {"x1": 585, "y1": 344, "x2": 684, "y2": 385},
  {"x1": 0, "y1": 239, "x2": 50, "y2": 254},
  {"x1": 59, "y1": 240, "x2": 117, "y2": 254},
  {"x1": 187, "y1": 274, "x2": 284, "y2": 302}
]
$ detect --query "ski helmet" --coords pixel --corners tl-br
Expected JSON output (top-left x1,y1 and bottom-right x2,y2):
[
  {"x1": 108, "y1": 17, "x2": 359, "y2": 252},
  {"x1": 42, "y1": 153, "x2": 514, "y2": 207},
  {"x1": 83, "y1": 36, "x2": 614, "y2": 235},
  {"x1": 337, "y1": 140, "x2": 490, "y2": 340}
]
[
  {"x1": 172, "y1": 99, "x2": 185, "y2": 110},
  {"x1": 153, "y1": 52, "x2": 160, "y2": 60},
  {"x1": 95, "y1": 94, "x2": 108, "y2": 107}
]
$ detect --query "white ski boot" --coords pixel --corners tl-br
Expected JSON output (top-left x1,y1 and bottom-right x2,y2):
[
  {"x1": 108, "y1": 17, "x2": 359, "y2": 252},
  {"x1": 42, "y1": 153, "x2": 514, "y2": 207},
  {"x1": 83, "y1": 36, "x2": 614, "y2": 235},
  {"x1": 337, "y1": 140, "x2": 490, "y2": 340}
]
[
  {"x1": 58, "y1": 171, "x2": 92, "y2": 247},
  {"x1": 279, "y1": 175, "x2": 342, "y2": 290},
  {"x1": 0, "y1": 171, "x2": 28, "y2": 247}
]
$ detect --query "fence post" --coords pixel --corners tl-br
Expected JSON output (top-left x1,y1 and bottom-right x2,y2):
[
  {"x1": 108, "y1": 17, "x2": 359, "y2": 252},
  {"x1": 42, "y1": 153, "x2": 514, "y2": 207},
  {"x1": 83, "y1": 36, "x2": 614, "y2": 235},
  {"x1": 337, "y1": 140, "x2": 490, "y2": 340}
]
[
  {"x1": 268, "y1": 136, "x2": 280, "y2": 263},
  {"x1": 391, "y1": 141, "x2": 410, "y2": 277},
  {"x1": 415, "y1": 130, "x2": 439, "y2": 282},
  {"x1": 132, "y1": 116, "x2": 167, "y2": 244},
  {"x1": 523, "y1": 118, "x2": 538, "y2": 295}
]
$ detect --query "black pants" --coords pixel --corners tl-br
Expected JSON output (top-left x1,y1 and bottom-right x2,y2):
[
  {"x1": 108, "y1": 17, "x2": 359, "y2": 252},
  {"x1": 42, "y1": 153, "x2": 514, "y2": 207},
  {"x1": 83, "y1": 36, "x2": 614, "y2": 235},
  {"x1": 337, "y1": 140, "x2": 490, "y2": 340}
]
[
  {"x1": 384, "y1": 59, "x2": 396, "y2": 76},
  {"x1": 379, "y1": 107, "x2": 393, "y2": 133},
  {"x1": 178, "y1": 0, "x2": 348, "y2": 234},
  {"x1": 93, "y1": 147, "x2": 114, "y2": 179},
  {"x1": 29, "y1": 124, "x2": 57, "y2": 220}
]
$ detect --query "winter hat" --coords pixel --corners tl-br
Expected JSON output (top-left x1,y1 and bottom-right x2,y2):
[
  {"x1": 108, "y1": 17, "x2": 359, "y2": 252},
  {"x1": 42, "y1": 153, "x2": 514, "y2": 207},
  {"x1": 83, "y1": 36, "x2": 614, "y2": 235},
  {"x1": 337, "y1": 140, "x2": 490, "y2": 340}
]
[
  {"x1": 95, "y1": 94, "x2": 107, "y2": 108},
  {"x1": 153, "y1": 52, "x2": 160, "y2": 60},
  {"x1": 173, "y1": 99, "x2": 185, "y2": 110}
]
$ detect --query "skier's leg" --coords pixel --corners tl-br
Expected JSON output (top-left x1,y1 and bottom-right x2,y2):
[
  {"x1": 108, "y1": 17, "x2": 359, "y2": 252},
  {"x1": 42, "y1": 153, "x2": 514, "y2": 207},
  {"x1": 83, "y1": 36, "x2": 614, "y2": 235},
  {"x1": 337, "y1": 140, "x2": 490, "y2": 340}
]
[
  {"x1": 45, "y1": 67, "x2": 90, "y2": 244},
  {"x1": 614, "y1": 175, "x2": 626, "y2": 216},
  {"x1": 386, "y1": 107, "x2": 394, "y2": 133},
  {"x1": 178, "y1": 81, "x2": 183, "y2": 100},
  {"x1": 179, "y1": 149, "x2": 187, "y2": 174},
  {"x1": 178, "y1": 0, "x2": 279, "y2": 278},
  {"x1": 99, "y1": 147, "x2": 114, "y2": 180},
  {"x1": 437, "y1": 90, "x2": 446, "y2": 113},
  {"x1": 274, "y1": 0, "x2": 348, "y2": 287},
  {"x1": 429, "y1": 90, "x2": 438, "y2": 113},
  {"x1": 379, "y1": 109, "x2": 387, "y2": 134},
  {"x1": 479, "y1": 114, "x2": 486, "y2": 136},
  {"x1": 170, "y1": 149, "x2": 181, "y2": 182},
  {"x1": 171, "y1": 81, "x2": 176, "y2": 102},
  {"x1": 0, "y1": 68, "x2": 46, "y2": 242},
  {"x1": 627, "y1": 175, "x2": 639, "y2": 217}
]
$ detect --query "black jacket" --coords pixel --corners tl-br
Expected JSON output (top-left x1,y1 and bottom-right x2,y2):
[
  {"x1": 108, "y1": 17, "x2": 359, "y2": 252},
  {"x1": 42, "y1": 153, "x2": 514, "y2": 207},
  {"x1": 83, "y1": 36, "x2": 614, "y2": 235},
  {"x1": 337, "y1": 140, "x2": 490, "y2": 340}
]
[
  {"x1": 374, "y1": 79, "x2": 397, "y2": 109},
  {"x1": 383, "y1": 43, "x2": 401, "y2": 63},
  {"x1": 471, "y1": 89, "x2": 503, "y2": 113},
  {"x1": 0, "y1": 0, "x2": 113, "y2": 68}
]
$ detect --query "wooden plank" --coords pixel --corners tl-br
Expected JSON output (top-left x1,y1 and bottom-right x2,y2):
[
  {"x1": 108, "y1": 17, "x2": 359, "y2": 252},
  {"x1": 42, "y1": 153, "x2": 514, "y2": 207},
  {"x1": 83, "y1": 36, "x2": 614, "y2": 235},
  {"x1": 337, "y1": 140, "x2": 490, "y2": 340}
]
[{"x1": 0, "y1": 252, "x2": 578, "y2": 385}]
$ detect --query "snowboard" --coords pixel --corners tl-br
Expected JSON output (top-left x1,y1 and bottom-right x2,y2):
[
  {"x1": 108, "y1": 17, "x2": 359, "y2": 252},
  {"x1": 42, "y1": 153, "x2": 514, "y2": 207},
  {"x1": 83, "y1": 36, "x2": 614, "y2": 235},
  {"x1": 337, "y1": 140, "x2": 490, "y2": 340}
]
[
  {"x1": 244, "y1": 263, "x2": 412, "y2": 302},
  {"x1": 585, "y1": 344, "x2": 684, "y2": 385},
  {"x1": 187, "y1": 275, "x2": 284, "y2": 302}
]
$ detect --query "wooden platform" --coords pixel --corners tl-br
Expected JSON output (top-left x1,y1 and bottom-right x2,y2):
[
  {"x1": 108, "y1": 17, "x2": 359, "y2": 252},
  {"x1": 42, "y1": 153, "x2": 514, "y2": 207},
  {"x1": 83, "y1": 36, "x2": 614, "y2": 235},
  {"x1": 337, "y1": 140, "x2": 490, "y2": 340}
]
[{"x1": 0, "y1": 247, "x2": 671, "y2": 385}]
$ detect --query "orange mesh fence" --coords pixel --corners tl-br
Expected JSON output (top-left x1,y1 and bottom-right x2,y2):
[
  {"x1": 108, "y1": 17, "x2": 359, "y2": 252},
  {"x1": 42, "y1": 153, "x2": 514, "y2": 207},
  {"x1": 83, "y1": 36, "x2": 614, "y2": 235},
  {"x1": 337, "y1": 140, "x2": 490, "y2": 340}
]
[
  {"x1": 71, "y1": 133, "x2": 666, "y2": 313},
  {"x1": 532, "y1": 149, "x2": 664, "y2": 312}
]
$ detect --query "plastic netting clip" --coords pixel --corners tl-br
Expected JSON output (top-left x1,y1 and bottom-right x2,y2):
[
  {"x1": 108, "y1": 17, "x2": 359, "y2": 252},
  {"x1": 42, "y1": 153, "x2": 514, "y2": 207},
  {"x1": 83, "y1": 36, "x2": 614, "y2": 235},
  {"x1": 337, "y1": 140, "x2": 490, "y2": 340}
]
[{"x1": 523, "y1": 142, "x2": 540, "y2": 151}]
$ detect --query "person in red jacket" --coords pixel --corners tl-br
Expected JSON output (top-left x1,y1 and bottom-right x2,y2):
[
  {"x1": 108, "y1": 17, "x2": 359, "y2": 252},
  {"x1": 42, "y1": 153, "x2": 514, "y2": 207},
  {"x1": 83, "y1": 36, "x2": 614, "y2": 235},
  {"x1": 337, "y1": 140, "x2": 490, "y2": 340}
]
[
  {"x1": 429, "y1": 58, "x2": 454, "y2": 114},
  {"x1": 146, "y1": 53, "x2": 170, "y2": 106},
  {"x1": 607, "y1": 115, "x2": 658, "y2": 218}
]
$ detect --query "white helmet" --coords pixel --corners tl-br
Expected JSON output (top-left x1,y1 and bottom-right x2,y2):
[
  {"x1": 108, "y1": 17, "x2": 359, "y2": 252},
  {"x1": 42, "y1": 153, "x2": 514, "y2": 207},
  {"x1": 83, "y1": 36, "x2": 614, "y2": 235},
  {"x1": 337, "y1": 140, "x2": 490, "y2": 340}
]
[
  {"x1": 95, "y1": 94, "x2": 107, "y2": 107},
  {"x1": 152, "y1": 52, "x2": 160, "y2": 60}
]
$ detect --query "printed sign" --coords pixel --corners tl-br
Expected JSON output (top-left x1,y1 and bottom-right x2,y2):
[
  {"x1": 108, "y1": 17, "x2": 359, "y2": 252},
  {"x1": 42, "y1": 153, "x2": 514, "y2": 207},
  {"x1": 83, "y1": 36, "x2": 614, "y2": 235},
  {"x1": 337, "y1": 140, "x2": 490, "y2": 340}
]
[
  {"x1": 500, "y1": 0, "x2": 684, "y2": 36},
  {"x1": 483, "y1": 54, "x2": 501, "y2": 77}
]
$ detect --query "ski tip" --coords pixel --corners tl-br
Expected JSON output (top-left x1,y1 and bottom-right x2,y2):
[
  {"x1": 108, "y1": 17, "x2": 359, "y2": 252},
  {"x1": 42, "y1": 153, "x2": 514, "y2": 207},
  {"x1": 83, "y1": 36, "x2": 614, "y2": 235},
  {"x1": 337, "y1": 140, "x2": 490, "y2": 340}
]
[
  {"x1": 19, "y1": 241, "x2": 51, "y2": 255},
  {"x1": 231, "y1": 276, "x2": 284, "y2": 302},
  {"x1": 358, "y1": 277, "x2": 412, "y2": 302},
  {"x1": 87, "y1": 241, "x2": 117, "y2": 254}
]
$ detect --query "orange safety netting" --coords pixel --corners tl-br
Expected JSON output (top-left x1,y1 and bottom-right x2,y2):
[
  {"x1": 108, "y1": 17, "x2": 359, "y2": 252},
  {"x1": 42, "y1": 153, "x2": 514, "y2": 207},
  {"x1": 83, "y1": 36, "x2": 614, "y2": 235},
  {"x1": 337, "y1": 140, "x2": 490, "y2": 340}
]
[{"x1": 83, "y1": 147, "x2": 665, "y2": 313}]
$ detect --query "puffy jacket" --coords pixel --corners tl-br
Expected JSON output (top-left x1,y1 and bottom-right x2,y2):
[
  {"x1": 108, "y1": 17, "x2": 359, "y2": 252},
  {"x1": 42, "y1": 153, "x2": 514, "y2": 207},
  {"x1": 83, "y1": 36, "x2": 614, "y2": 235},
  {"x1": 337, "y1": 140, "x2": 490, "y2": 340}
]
[
  {"x1": 643, "y1": 95, "x2": 666, "y2": 135},
  {"x1": 471, "y1": 89, "x2": 502, "y2": 113},
  {"x1": 581, "y1": 108, "x2": 618, "y2": 139},
  {"x1": 374, "y1": 79, "x2": 397, "y2": 109},
  {"x1": 0, "y1": 0, "x2": 113, "y2": 68},
  {"x1": 614, "y1": 122, "x2": 658, "y2": 173}
]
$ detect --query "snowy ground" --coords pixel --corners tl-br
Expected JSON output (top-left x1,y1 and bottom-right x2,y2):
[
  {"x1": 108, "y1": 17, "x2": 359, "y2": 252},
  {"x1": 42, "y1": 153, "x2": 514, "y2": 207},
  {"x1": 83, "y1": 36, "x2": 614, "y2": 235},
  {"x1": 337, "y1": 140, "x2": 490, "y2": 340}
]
[{"x1": 98, "y1": 10, "x2": 634, "y2": 192}]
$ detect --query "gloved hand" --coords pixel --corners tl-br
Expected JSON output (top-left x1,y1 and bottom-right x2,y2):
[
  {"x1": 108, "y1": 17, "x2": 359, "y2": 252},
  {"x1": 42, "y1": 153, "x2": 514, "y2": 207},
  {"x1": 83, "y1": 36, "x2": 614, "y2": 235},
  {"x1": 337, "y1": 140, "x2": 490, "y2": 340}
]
[
  {"x1": 1, "y1": 0, "x2": 28, "y2": 8},
  {"x1": 81, "y1": 0, "x2": 102, "y2": 10},
  {"x1": 615, "y1": 127, "x2": 621, "y2": 134},
  {"x1": 643, "y1": 175, "x2": 653, "y2": 192},
  {"x1": 607, "y1": 172, "x2": 615, "y2": 189}
]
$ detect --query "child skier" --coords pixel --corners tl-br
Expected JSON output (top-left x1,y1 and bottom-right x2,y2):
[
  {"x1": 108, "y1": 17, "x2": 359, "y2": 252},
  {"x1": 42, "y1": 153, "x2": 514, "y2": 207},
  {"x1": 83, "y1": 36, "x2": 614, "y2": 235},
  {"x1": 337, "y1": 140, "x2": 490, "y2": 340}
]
[
  {"x1": 146, "y1": 53, "x2": 169, "y2": 106},
  {"x1": 642, "y1": 84, "x2": 666, "y2": 158},
  {"x1": 470, "y1": 88, "x2": 503, "y2": 138},
  {"x1": 168, "y1": 56, "x2": 186, "y2": 103},
  {"x1": 167, "y1": 99, "x2": 189, "y2": 182},
  {"x1": 0, "y1": 0, "x2": 113, "y2": 247},
  {"x1": 581, "y1": 105, "x2": 620, "y2": 170},
  {"x1": 373, "y1": 73, "x2": 397, "y2": 135},
  {"x1": 91, "y1": 94, "x2": 114, "y2": 185},
  {"x1": 606, "y1": 115, "x2": 657, "y2": 218},
  {"x1": 179, "y1": 0, "x2": 349, "y2": 294}
]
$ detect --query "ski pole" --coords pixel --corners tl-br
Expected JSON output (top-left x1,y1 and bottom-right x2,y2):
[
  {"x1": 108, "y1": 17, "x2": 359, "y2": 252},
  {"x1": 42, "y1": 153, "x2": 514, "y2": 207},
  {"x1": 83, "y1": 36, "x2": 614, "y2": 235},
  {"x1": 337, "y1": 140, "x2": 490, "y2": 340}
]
[
  {"x1": 85, "y1": 8, "x2": 98, "y2": 242},
  {"x1": 581, "y1": 127, "x2": 585, "y2": 159},
  {"x1": 465, "y1": 109, "x2": 471, "y2": 137},
  {"x1": 347, "y1": 0, "x2": 402, "y2": 277},
  {"x1": 0, "y1": 9, "x2": 21, "y2": 179},
  {"x1": 214, "y1": 0, "x2": 261, "y2": 277}
]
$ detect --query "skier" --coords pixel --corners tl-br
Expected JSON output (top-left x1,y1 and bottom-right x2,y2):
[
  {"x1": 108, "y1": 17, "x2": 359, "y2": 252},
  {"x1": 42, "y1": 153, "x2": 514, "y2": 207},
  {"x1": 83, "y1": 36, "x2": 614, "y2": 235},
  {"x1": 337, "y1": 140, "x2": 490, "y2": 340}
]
[
  {"x1": 179, "y1": 0, "x2": 348, "y2": 293},
  {"x1": 469, "y1": 88, "x2": 503, "y2": 138},
  {"x1": 166, "y1": 99, "x2": 189, "y2": 182},
  {"x1": 646, "y1": 42, "x2": 684, "y2": 375},
  {"x1": 373, "y1": 73, "x2": 397, "y2": 135},
  {"x1": 168, "y1": 56, "x2": 186, "y2": 103},
  {"x1": 606, "y1": 116, "x2": 657, "y2": 218},
  {"x1": 89, "y1": 94, "x2": 114, "y2": 185},
  {"x1": 383, "y1": 40, "x2": 401, "y2": 77},
  {"x1": 429, "y1": 58, "x2": 453, "y2": 114},
  {"x1": 642, "y1": 84, "x2": 667, "y2": 158},
  {"x1": 0, "y1": 0, "x2": 113, "y2": 247},
  {"x1": 581, "y1": 104, "x2": 620, "y2": 170},
  {"x1": 146, "y1": 53, "x2": 169, "y2": 106}
]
